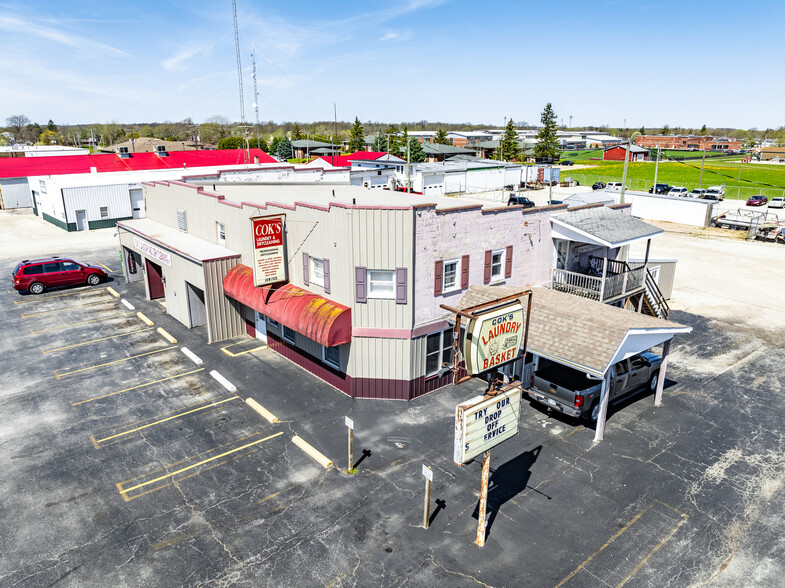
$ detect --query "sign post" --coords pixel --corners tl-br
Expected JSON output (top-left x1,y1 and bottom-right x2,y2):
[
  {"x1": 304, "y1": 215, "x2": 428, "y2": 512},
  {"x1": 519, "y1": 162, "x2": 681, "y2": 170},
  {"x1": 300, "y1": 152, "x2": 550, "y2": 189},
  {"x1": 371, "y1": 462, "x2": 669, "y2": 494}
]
[
  {"x1": 250, "y1": 214, "x2": 287, "y2": 286},
  {"x1": 476, "y1": 451, "x2": 491, "y2": 546},
  {"x1": 345, "y1": 416, "x2": 354, "y2": 472},
  {"x1": 422, "y1": 465, "x2": 433, "y2": 529}
]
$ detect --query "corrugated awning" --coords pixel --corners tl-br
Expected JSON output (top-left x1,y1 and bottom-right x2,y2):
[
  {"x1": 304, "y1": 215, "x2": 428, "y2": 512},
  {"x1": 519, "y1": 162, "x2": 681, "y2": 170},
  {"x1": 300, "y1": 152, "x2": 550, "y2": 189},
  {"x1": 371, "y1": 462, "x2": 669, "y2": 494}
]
[{"x1": 223, "y1": 264, "x2": 351, "y2": 348}]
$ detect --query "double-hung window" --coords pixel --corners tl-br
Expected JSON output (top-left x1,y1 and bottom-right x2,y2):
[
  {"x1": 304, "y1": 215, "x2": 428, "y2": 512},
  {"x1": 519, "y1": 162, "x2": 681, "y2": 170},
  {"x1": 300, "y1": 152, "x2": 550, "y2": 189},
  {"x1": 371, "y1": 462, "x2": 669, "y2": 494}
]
[
  {"x1": 367, "y1": 270, "x2": 395, "y2": 299},
  {"x1": 490, "y1": 249, "x2": 504, "y2": 281},
  {"x1": 426, "y1": 329, "x2": 454, "y2": 377},
  {"x1": 282, "y1": 325, "x2": 296, "y2": 343},
  {"x1": 442, "y1": 259, "x2": 459, "y2": 292},
  {"x1": 310, "y1": 257, "x2": 325, "y2": 287},
  {"x1": 322, "y1": 345, "x2": 340, "y2": 369}
]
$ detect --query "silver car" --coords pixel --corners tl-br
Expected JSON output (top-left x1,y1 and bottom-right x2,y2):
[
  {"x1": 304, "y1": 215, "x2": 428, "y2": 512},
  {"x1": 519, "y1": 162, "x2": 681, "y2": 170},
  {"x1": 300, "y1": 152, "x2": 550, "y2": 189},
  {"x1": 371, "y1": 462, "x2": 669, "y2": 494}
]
[{"x1": 689, "y1": 189, "x2": 707, "y2": 198}]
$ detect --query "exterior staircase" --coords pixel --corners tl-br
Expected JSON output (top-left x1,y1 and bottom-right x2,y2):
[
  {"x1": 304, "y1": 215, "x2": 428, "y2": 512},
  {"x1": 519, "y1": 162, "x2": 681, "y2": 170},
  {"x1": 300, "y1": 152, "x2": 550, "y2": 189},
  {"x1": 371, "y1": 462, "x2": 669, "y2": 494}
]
[{"x1": 629, "y1": 268, "x2": 669, "y2": 319}]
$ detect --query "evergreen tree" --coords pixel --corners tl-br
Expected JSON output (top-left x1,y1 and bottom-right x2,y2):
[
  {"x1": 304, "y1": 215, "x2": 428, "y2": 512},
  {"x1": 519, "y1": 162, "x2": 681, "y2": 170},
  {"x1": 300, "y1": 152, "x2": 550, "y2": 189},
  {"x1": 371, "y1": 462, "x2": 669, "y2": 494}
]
[
  {"x1": 371, "y1": 131, "x2": 386, "y2": 152},
  {"x1": 501, "y1": 118, "x2": 520, "y2": 161},
  {"x1": 699, "y1": 124, "x2": 707, "y2": 136},
  {"x1": 291, "y1": 123, "x2": 303, "y2": 141},
  {"x1": 217, "y1": 136, "x2": 242, "y2": 150},
  {"x1": 276, "y1": 137, "x2": 292, "y2": 160},
  {"x1": 434, "y1": 128, "x2": 450, "y2": 145},
  {"x1": 385, "y1": 124, "x2": 402, "y2": 155},
  {"x1": 409, "y1": 137, "x2": 426, "y2": 163},
  {"x1": 639, "y1": 126, "x2": 645, "y2": 135},
  {"x1": 348, "y1": 117, "x2": 366, "y2": 153},
  {"x1": 47, "y1": 119, "x2": 58, "y2": 132},
  {"x1": 534, "y1": 103, "x2": 559, "y2": 162},
  {"x1": 269, "y1": 136, "x2": 282, "y2": 155},
  {"x1": 660, "y1": 124, "x2": 670, "y2": 135}
]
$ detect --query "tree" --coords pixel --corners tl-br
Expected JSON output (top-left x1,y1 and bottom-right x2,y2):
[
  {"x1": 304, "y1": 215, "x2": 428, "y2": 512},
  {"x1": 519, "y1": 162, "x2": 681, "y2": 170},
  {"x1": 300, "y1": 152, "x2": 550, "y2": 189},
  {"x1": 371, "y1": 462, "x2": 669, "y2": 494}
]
[
  {"x1": 501, "y1": 117, "x2": 520, "y2": 161},
  {"x1": 269, "y1": 136, "x2": 282, "y2": 155},
  {"x1": 408, "y1": 137, "x2": 426, "y2": 163},
  {"x1": 630, "y1": 131, "x2": 642, "y2": 144},
  {"x1": 23, "y1": 123, "x2": 42, "y2": 144},
  {"x1": 217, "y1": 137, "x2": 242, "y2": 150},
  {"x1": 276, "y1": 137, "x2": 292, "y2": 160},
  {"x1": 348, "y1": 117, "x2": 365, "y2": 153},
  {"x1": 385, "y1": 124, "x2": 402, "y2": 156},
  {"x1": 639, "y1": 126, "x2": 645, "y2": 136},
  {"x1": 699, "y1": 124, "x2": 708, "y2": 136},
  {"x1": 534, "y1": 103, "x2": 559, "y2": 162},
  {"x1": 199, "y1": 122, "x2": 228, "y2": 144},
  {"x1": 371, "y1": 131, "x2": 386, "y2": 152},
  {"x1": 5, "y1": 114, "x2": 30, "y2": 140},
  {"x1": 47, "y1": 119, "x2": 58, "y2": 132},
  {"x1": 39, "y1": 129, "x2": 60, "y2": 144},
  {"x1": 434, "y1": 128, "x2": 449, "y2": 145},
  {"x1": 291, "y1": 123, "x2": 304, "y2": 141},
  {"x1": 660, "y1": 124, "x2": 670, "y2": 135}
]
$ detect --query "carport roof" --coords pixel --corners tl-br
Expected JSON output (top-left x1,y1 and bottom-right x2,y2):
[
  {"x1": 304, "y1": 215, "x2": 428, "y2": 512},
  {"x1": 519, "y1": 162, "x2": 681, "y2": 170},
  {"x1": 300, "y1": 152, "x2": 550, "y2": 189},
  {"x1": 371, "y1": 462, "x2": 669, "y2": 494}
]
[
  {"x1": 551, "y1": 205, "x2": 663, "y2": 247},
  {"x1": 455, "y1": 285, "x2": 691, "y2": 377},
  {"x1": 117, "y1": 218, "x2": 241, "y2": 265}
]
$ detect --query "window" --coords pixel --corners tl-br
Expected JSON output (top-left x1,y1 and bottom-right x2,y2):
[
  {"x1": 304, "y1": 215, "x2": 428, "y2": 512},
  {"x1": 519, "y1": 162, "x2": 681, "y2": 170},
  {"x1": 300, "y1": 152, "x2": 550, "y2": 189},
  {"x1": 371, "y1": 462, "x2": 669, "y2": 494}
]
[
  {"x1": 367, "y1": 270, "x2": 395, "y2": 299},
  {"x1": 42, "y1": 262, "x2": 61, "y2": 273},
  {"x1": 176, "y1": 208, "x2": 187, "y2": 231},
  {"x1": 100, "y1": 206, "x2": 109, "y2": 218},
  {"x1": 216, "y1": 222, "x2": 226, "y2": 246},
  {"x1": 23, "y1": 264, "x2": 43, "y2": 275},
  {"x1": 282, "y1": 325, "x2": 296, "y2": 343},
  {"x1": 62, "y1": 262, "x2": 81, "y2": 271},
  {"x1": 443, "y1": 259, "x2": 459, "y2": 291},
  {"x1": 491, "y1": 249, "x2": 504, "y2": 280},
  {"x1": 616, "y1": 360, "x2": 629, "y2": 375},
  {"x1": 630, "y1": 356, "x2": 646, "y2": 370},
  {"x1": 554, "y1": 239, "x2": 569, "y2": 270},
  {"x1": 266, "y1": 317, "x2": 280, "y2": 328},
  {"x1": 310, "y1": 257, "x2": 324, "y2": 287},
  {"x1": 322, "y1": 345, "x2": 340, "y2": 369},
  {"x1": 426, "y1": 329, "x2": 454, "y2": 377}
]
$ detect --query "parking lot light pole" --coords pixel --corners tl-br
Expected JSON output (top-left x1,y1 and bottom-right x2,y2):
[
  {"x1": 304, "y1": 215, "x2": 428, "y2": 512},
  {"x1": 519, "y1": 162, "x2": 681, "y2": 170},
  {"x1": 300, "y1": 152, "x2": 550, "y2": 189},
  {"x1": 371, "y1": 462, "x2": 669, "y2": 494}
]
[
  {"x1": 653, "y1": 146, "x2": 660, "y2": 194},
  {"x1": 620, "y1": 141, "x2": 631, "y2": 204}
]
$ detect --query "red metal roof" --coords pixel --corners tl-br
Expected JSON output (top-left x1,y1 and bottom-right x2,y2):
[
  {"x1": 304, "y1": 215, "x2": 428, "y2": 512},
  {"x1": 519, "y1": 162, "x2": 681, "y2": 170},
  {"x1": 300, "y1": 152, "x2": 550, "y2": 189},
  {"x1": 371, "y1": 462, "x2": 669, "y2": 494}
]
[
  {"x1": 0, "y1": 149, "x2": 275, "y2": 179},
  {"x1": 222, "y1": 264, "x2": 351, "y2": 348},
  {"x1": 347, "y1": 151, "x2": 387, "y2": 160},
  {"x1": 315, "y1": 151, "x2": 390, "y2": 168}
]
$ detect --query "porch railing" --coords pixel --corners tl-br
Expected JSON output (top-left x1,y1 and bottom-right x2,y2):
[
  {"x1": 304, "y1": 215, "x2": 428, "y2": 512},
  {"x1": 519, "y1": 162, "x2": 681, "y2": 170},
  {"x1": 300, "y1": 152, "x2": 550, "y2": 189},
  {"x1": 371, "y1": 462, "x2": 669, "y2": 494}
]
[{"x1": 552, "y1": 266, "x2": 645, "y2": 302}]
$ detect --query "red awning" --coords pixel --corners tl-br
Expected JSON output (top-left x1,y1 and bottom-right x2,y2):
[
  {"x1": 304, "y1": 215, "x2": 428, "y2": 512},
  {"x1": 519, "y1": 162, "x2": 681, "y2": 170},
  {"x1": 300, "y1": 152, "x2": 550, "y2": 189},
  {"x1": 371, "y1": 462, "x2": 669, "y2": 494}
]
[{"x1": 223, "y1": 264, "x2": 351, "y2": 348}]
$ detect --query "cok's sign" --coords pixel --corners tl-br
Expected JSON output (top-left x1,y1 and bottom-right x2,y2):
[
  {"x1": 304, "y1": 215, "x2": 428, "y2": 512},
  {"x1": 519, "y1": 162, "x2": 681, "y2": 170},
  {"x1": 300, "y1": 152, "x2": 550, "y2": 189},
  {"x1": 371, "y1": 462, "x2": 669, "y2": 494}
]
[
  {"x1": 454, "y1": 387, "x2": 522, "y2": 464},
  {"x1": 462, "y1": 304, "x2": 524, "y2": 375},
  {"x1": 250, "y1": 214, "x2": 287, "y2": 286}
]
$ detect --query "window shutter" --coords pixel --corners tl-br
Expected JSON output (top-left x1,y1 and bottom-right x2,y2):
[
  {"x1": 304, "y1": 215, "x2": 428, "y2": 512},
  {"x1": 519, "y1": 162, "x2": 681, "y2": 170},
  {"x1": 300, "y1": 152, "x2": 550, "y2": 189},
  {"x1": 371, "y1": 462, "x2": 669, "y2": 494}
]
[
  {"x1": 434, "y1": 260, "x2": 443, "y2": 295},
  {"x1": 355, "y1": 266, "x2": 367, "y2": 303},
  {"x1": 483, "y1": 250, "x2": 492, "y2": 284},
  {"x1": 323, "y1": 258, "x2": 331, "y2": 294},
  {"x1": 302, "y1": 252, "x2": 309, "y2": 286},
  {"x1": 505, "y1": 245, "x2": 513, "y2": 278},
  {"x1": 395, "y1": 267, "x2": 407, "y2": 304},
  {"x1": 461, "y1": 254, "x2": 470, "y2": 289}
]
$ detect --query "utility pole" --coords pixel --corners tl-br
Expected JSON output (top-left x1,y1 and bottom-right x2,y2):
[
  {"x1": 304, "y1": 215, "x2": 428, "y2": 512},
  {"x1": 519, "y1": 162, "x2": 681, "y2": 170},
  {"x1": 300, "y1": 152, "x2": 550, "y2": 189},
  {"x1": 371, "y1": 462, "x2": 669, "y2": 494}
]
[
  {"x1": 407, "y1": 136, "x2": 411, "y2": 192},
  {"x1": 619, "y1": 140, "x2": 631, "y2": 204},
  {"x1": 232, "y1": 0, "x2": 246, "y2": 124},
  {"x1": 653, "y1": 146, "x2": 661, "y2": 194},
  {"x1": 698, "y1": 147, "x2": 707, "y2": 189}
]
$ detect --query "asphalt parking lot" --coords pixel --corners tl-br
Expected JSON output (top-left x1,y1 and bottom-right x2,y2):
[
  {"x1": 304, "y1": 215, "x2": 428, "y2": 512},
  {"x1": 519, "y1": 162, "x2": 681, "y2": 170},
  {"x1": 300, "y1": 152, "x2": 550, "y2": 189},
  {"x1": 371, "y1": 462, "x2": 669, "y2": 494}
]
[{"x1": 1, "y1": 232, "x2": 784, "y2": 586}]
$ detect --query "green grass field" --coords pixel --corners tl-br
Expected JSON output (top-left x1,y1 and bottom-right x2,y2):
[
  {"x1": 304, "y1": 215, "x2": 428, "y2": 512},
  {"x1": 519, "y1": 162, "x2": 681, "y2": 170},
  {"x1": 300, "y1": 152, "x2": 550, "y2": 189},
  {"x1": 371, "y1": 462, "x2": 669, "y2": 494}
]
[
  {"x1": 561, "y1": 160, "x2": 785, "y2": 200},
  {"x1": 564, "y1": 149, "x2": 728, "y2": 162}
]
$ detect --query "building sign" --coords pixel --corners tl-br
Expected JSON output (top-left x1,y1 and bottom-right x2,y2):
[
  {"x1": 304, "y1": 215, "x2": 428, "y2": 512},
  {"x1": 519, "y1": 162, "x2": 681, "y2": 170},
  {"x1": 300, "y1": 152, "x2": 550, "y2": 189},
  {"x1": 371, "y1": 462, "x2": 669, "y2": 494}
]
[
  {"x1": 462, "y1": 304, "x2": 524, "y2": 375},
  {"x1": 133, "y1": 236, "x2": 171, "y2": 266},
  {"x1": 127, "y1": 250, "x2": 137, "y2": 274},
  {"x1": 454, "y1": 387, "x2": 522, "y2": 464},
  {"x1": 251, "y1": 214, "x2": 287, "y2": 286}
]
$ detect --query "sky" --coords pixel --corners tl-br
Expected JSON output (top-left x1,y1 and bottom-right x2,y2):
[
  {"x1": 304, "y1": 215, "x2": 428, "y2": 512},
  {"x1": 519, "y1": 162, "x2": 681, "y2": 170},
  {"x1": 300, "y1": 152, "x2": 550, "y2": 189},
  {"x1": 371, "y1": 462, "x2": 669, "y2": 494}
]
[{"x1": 1, "y1": 0, "x2": 783, "y2": 129}]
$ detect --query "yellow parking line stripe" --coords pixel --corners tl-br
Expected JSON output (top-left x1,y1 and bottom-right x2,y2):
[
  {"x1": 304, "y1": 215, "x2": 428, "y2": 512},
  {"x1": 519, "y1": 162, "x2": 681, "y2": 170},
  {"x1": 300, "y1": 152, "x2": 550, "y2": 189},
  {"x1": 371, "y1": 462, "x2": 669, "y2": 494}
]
[
  {"x1": 616, "y1": 514, "x2": 689, "y2": 587},
  {"x1": 21, "y1": 298, "x2": 113, "y2": 318},
  {"x1": 118, "y1": 432, "x2": 284, "y2": 496},
  {"x1": 30, "y1": 313, "x2": 132, "y2": 334},
  {"x1": 222, "y1": 344, "x2": 267, "y2": 357},
  {"x1": 42, "y1": 327, "x2": 154, "y2": 354},
  {"x1": 95, "y1": 262, "x2": 114, "y2": 273},
  {"x1": 94, "y1": 397, "x2": 239, "y2": 446},
  {"x1": 72, "y1": 367, "x2": 204, "y2": 406},
  {"x1": 13, "y1": 288, "x2": 97, "y2": 304},
  {"x1": 54, "y1": 346, "x2": 175, "y2": 379}
]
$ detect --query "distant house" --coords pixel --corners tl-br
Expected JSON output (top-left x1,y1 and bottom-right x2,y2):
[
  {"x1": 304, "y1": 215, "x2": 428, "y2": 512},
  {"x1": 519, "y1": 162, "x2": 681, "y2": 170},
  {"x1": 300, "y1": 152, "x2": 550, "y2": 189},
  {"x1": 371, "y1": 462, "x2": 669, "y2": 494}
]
[
  {"x1": 422, "y1": 143, "x2": 476, "y2": 162},
  {"x1": 291, "y1": 139, "x2": 335, "y2": 159},
  {"x1": 107, "y1": 137, "x2": 204, "y2": 153},
  {"x1": 603, "y1": 145, "x2": 649, "y2": 161}
]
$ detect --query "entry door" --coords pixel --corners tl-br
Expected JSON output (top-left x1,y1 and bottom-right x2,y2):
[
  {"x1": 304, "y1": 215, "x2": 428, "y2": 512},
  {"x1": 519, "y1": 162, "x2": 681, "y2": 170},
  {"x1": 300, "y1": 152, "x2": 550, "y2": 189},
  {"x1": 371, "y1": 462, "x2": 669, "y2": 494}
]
[
  {"x1": 649, "y1": 265, "x2": 661, "y2": 285},
  {"x1": 145, "y1": 259, "x2": 165, "y2": 299},
  {"x1": 254, "y1": 312, "x2": 268, "y2": 343},
  {"x1": 185, "y1": 282, "x2": 206, "y2": 327},
  {"x1": 129, "y1": 189, "x2": 145, "y2": 219},
  {"x1": 75, "y1": 210, "x2": 87, "y2": 231}
]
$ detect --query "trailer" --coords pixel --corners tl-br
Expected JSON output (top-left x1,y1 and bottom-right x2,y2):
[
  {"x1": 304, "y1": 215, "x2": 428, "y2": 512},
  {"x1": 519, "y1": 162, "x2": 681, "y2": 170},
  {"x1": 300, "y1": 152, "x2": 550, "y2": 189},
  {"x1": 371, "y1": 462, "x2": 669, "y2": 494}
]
[
  {"x1": 523, "y1": 165, "x2": 560, "y2": 187},
  {"x1": 711, "y1": 209, "x2": 778, "y2": 230}
]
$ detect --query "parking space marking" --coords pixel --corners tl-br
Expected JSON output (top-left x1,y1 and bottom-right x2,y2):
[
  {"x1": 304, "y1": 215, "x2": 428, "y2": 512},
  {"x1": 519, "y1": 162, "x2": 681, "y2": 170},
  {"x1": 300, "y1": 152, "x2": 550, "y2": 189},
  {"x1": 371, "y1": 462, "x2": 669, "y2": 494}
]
[
  {"x1": 29, "y1": 313, "x2": 132, "y2": 334},
  {"x1": 181, "y1": 347, "x2": 202, "y2": 364},
  {"x1": 121, "y1": 299, "x2": 135, "y2": 310},
  {"x1": 41, "y1": 326, "x2": 155, "y2": 354},
  {"x1": 95, "y1": 262, "x2": 114, "y2": 273},
  {"x1": 221, "y1": 340, "x2": 268, "y2": 357},
  {"x1": 72, "y1": 368, "x2": 205, "y2": 405},
  {"x1": 116, "y1": 431, "x2": 284, "y2": 501},
  {"x1": 13, "y1": 287, "x2": 97, "y2": 304},
  {"x1": 21, "y1": 298, "x2": 114, "y2": 318},
  {"x1": 93, "y1": 397, "x2": 239, "y2": 447},
  {"x1": 54, "y1": 345, "x2": 176, "y2": 379}
]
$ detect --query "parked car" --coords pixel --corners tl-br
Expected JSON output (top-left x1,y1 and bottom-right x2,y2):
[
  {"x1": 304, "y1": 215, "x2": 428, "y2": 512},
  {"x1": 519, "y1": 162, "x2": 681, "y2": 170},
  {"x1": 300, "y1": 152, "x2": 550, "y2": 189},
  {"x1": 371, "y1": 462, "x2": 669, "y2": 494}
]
[
  {"x1": 527, "y1": 352, "x2": 663, "y2": 422},
  {"x1": 507, "y1": 195, "x2": 535, "y2": 208},
  {"x1": 559, "y1": 160, "x2": 574, "y2": 166},
  {"x1": 747, "y1": 195, "x2": 768, "y2": 206},
  {"x1": 769, "y1": 196, "x2": 785, "y2": 209},
  {"x1": 592, "y1": 181, "x2": 606, "y2": 190},
  {"x1": 668, "y1": 187, "x2": 689, "y2": 197},
  {"x1": 606, "y1": 182, "x2": 626, "y2": 191},
  {"x1": 12, "y1": 257, "x2": 107, "y2": 294},
  {"x1": 649, "y1": 183, "x2": 672, "y2": 195},
  {"x1": 688, "y1": 189, "x2": 707, "y2": 198},
  {"x1": 702, "y1": 189, "x2": 724, "y2": 201}
]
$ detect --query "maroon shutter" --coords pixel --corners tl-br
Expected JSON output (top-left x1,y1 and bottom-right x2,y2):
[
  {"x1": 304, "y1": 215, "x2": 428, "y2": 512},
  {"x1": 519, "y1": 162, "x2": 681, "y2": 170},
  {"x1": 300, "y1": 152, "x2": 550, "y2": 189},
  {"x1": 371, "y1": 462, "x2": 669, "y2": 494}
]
[
  {"x1": 395, "y1": 267, "x2": 407, "y2": 304},
  {"x1": 505, "y1": 245, "x2": 513, "y2": 278},
  {"x1": 323, "y1": 258, "x2": 331, "y2": 294},
  {"x1": 461, "y1": 254, "x2": 470, "y2": 289},
  {"x1": 302, "y1": 252, "x2": 309, "y2": 286},
  {"x1": 355, "y1": 266, "x2": 367, "y2": 302},
  {"x1": 434, "y1": 260, "x2": 443, "y2": 295},
  {"x1": 483, "y1": 250, "x2": 492, "y2": 284}
]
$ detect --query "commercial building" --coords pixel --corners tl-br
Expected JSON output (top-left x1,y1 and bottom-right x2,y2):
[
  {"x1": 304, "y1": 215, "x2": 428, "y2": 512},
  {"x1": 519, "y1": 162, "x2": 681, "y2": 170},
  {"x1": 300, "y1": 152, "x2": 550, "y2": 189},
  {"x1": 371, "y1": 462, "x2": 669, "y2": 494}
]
[{"x1": 635, "y1": 135, "x2": 741, "y2": 151}]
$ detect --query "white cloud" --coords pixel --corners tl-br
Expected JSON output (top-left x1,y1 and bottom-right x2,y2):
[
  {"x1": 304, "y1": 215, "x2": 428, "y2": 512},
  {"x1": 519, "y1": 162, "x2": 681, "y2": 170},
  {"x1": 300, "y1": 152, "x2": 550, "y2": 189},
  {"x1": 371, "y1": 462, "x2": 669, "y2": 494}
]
[
  {"x1": 380, "y1": 30, "x2": 413, "y2": 42},
  {"x1": 0, "y1": 14, "x2": 127, "y2": 56},
  {"x1": 162, "y1": 47, "x2": 203, "y2": 72}
]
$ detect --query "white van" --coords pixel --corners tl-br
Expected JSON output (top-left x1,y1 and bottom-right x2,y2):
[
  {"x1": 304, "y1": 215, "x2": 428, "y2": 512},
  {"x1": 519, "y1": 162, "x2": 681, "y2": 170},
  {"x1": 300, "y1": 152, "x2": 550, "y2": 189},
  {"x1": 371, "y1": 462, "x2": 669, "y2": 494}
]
[
  {"x1": 606, "y1": 182, "x2": 626, "y2": 191},
  {"x1": 668, "y1": 187, "x2": 689, "y2": 197}
]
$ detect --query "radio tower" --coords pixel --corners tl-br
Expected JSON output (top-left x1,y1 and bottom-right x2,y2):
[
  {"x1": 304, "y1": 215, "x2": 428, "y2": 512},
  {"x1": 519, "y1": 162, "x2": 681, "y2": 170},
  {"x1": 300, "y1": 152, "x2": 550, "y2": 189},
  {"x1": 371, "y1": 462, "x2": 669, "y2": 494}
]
[
  {"x1": 251, "y1": 45, "x2": 261, "y2": 146},
  {"x1": 232, "y1": 0, "x2": 246, "y2": 124}
]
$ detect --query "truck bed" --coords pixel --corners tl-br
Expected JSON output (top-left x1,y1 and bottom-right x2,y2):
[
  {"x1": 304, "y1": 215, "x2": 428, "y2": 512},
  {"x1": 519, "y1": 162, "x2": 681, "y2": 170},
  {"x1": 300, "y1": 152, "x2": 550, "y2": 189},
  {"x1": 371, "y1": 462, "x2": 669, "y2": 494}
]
[{"x1": 534, "y1": 364, "x2": 599, "y2": 393}]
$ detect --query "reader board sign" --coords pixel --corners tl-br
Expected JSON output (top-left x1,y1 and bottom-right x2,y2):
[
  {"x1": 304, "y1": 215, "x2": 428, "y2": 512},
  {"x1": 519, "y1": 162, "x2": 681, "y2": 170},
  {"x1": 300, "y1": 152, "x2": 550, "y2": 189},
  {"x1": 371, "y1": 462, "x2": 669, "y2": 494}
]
[
  {"x1": 133, "y1": 237, "x2": 171, "y2": 266},
  {"x1": 453, "y1": 387, "x2": 522, "y2": 464},
  {"x1": 251, "y1": 214, "x2": 286, "y2": 286},
  {"x1": 462, "y1": 304, "x2": 524, "y2": 375}
]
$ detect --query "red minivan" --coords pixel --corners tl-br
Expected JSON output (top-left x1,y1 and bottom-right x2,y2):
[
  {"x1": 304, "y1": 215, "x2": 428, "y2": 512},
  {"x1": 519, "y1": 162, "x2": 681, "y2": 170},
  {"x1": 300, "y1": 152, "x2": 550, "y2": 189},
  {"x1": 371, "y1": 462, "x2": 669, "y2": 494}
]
[{"x1": 12, "y1": 257, "x2": 107, "y2": 294}]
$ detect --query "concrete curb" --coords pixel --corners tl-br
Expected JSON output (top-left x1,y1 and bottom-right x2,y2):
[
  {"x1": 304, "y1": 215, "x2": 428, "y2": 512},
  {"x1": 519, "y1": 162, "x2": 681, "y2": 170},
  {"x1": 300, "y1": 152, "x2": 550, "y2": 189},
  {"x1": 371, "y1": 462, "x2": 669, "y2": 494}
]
[
  {"x1": 291, "y1": 436, "x2": 333, "y2": 469},
  {"x1": 246, "y1": 398, "x2": 279, "y2": 423}
]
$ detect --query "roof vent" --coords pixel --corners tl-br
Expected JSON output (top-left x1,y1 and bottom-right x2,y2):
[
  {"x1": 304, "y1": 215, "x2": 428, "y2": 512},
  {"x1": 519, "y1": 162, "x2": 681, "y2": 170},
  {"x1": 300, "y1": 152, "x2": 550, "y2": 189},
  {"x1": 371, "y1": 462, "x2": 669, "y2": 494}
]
[
  {"x1": 154, "y1": 144, "x2": 169, "y2": 157},
  {"x1": 117, "y1": 146, "x2": 131, "y2": 158}
]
